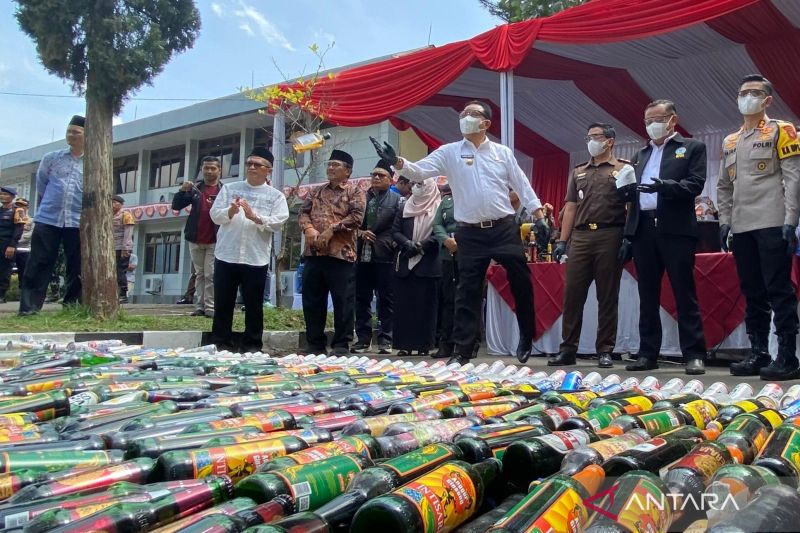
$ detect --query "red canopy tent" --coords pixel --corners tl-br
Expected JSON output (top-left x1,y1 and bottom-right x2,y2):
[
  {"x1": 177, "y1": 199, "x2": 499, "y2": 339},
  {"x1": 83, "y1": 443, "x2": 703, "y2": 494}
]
[{"x1": 299, "y1": 0, "x2": 800, "y2": 214}]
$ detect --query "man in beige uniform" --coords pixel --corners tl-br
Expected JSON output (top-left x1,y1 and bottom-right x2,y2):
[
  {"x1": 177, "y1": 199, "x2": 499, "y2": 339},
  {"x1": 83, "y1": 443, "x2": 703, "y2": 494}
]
[
  {"x1": 550, "y1": 123, "x2": 634, "y2": 369},
  {"x1": 718, "y1": 74, "x2": 800, "y2": 381}
]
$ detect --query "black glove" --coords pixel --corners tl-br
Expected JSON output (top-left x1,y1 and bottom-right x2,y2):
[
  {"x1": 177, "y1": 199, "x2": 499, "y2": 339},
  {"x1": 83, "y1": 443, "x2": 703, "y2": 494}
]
[
  {"x1": 618, "y1": 238, "x2": 633, "y2": 264},
  {"x1": 782, "y1": 224, "x2": 798, "y2": 256},
  {"x1": 400, "y1": 240, "x2": 419, "y2": 258},
  {"x1": 553, "y1": 241, "x2": 567, "y2": 263},
  {"x1": 719, "y1": 224, "x2": 731, "y2": 252},
  {"x1": 514, "y1": 207, "x2": 528, "y2": 226},
  {"x1": 369, "y1": 136, "x2": 397, "y2": 168},
  {"x1": 637, "y1": 177, "x2": 664, "y2": 194}
]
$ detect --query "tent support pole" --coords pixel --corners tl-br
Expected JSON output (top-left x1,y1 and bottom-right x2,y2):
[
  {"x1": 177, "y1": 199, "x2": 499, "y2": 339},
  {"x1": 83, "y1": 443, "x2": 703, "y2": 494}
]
[
  {"x1": 500, "y1": 71, "x2": 515, "y2": 151},
  {"x1": 270, "y1": 112, "x2": 286, "y2": 304}
]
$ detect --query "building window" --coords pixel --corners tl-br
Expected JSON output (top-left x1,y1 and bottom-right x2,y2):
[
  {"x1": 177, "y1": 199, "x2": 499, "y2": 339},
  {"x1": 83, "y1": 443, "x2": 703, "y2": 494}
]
[
  {"x1": 114, "y1": 156, "x2": 138, "y2": 194},
  {"x1": 144, "y1": 232, "x2": 181, "y2": 274},
  {"x1": 149, "y1": 146, "x2": 185, "y2": 189},
  {"x1": 197, "y1": 134, "x2": 241, "y2": 178}
]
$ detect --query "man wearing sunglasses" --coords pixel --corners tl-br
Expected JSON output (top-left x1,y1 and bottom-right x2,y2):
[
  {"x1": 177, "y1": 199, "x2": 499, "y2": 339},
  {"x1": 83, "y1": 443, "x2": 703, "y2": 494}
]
[
  {"x1": 352, "y1": 160, "x2": 402, "y2": 354},
  {"x1": 621, "y1": 100, "x2": 707, "y2": 375},
  {"x1": 375, "y1": 100, "x2": 545, "y2": 365},
  {"x1": 208, "y1": 147, "x2": 289, "y2": 353},
  {"x1": 718, "y1": 74, "x2": 800, "y2": 381}
]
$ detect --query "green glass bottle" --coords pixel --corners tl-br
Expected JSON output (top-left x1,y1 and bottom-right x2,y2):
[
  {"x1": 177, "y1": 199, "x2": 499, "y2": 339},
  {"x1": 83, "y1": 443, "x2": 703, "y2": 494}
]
[
  {"x1": 350, "y1": 458, "x2": 501, "y2": 533},
  {"x1": 155, "y1": 436, "x2": 308, "y2": 481},
  {"x1": 341, "y1": 410, "x2": 441, "y2": 437},
  {"x1": 485, "y1": 465, "x2": 605, "y2": 532},
  {"x1": 703, "y1": 464, "x2": 780, "y2": 526},
  {"x1": 455, "y1": 426, "x2": 551, "y2": 463},
  {"x1": 753, "y1": 423, "x2": 800, "y2": 487},
  {"x1": 0, "y1": 449, "x2": 124, "y2": 474},
  {"x1": 602, "y1": 431, "x2": 706, "y2": 478},
  {"x1": 559, "y1": 429, "x2": 650, "y2": 476},
  {"x1": 236, "y1": 453, "x2": 372, "y2": 512},
  {"x1": 454, "y1": 493, "x2": 525, "y2": 533},
  {"x1": 185, "y1": 410, "x2": 297, "y2": 434},
  {"x1": 0, "y1": 390, "x2": 70, "y2": 420},
  {"x1": 502, "y1": 429, "x2": 598, "y2": 489},
  {"x1": 313, "y1": 443, "x2": 466, "y2": 531},
  {"x1": 127, "y1": 427, "x2": 263, "y2": 459},
  {"x1": 583, "y1": 471, "x2": 673, "y2": 533}
]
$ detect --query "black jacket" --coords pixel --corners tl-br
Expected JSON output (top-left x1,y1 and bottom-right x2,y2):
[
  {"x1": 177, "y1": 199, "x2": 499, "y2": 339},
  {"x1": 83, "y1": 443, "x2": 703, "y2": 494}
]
[
  {"x1": 391, "y1": 208, "x2": 441, "y2": 278},
  {"x1": 621, "y1": 134, "x2": 706, "y2": 239},
  {"x1": 357, "y1": 189, "x2": 402, "y2": 263},
  {"x1": 171, "y1": 180, "x2": 223, "y2": 243}
]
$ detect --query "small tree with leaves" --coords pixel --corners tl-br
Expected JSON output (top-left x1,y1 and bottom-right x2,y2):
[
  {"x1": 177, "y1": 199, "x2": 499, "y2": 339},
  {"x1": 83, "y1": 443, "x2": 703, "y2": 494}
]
[
  {"x1": 15, "y1": 1, "x2": 200, "y2": 318},
  {"x1": 478, "y1": 0, "x2": 586, "y2": 21},
  {"x1": 245, "y1": 43, "x2": 337, "y2": 307}
]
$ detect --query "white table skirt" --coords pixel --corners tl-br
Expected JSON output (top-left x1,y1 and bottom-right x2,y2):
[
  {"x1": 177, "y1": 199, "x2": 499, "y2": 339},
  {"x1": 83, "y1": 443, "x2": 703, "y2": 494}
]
[{"x1": 485, "y1": 269, "x2": 759, "y2": 357}]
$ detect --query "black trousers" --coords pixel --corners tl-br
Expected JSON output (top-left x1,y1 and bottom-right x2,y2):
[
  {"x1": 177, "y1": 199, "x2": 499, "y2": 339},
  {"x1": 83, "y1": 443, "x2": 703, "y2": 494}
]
[
  {"x1": 302, "y1": 256, "x2": 355, "y2": 352},
  {"x1": 115, "y1": 251, "x2": 130, "y2": 297},
  {"x1": 454, "y1": 218, "x2": 534, "y2": 353},
  {"x1": 732, "y1": 227, "x2": 799, "y2": 336},
  {"x1": 355, "y1": 261, "x2": 393, "y2": 346},
  {"x1": 439, "y1": 258, "x2": 458, "y2": 346},
  {"x1": 20, "y1": 224, "x2": 81, "y2": 312},
  {"x1": 210, "y1": 259, "x2": 268, "y2": 353},
  {"x1": 15, "y1": 252, "x2": 29, "y2": 285},
  {"x1": 632, "y1": 214, "x2": 706, "y2": 360},
  {"x1": 0, "y1": 252, "x2": 13, "y2": 298}
]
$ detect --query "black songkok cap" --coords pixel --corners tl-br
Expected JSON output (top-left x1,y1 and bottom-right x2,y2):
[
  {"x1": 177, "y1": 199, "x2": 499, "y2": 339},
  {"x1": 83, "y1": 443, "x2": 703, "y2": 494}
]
[
  {"x1": 69, "y1": 115, "x2": 85, "y2": 128},
  {"x1": 373, "y1": 159, "x2": 393, "y2": 175},
  {"x1": 329, "y1": 149, "x2": 354, "y2": 167},
  {"x1": 248, "y1": 146, "x2": 274, "y2": 165}
]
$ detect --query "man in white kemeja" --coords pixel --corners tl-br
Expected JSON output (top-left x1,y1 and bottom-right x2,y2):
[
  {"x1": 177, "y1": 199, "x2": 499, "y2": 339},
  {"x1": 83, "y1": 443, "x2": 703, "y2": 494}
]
[
  {"x1": 374, "y1": 100, "x2": 545, "y2": 365},
  {"x1": 209, "y1": 146, "x2": 289, "y2": 352}
]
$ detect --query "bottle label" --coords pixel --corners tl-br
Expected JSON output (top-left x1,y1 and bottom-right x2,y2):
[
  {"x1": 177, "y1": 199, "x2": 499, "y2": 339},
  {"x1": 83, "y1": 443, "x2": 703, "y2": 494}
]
[
  {"x1": 383, "y1": 444, "x2": 455, "y2": 478},
  {"x1": 503, "y1": 403, "x2": 547, "y2": 421},
  {"x1": 0, "y1": 414, "x2": 28, "y2": 427},
  {"x1": 613, "y1": 476, "x2": 672, "y2": 533},
  {"x1": 288, "y1": 437, "x2": 370, "y2": 464},
  {"x1": 756, "y1": 409, "x2": 784, "y2": 430},
  {"x1": 480, "y1": 426, "x2": 536, "y2": 440},
  {"x1": 0, "y1": 474, "x2": 21, "y2": 499},
  {"x1": 33, "y1": 408, "x2": 55, "y2": 422},
  {"x1": 208, "y1": 412, "x2": 286, "y2": 432},
  {"x1": 534, "y1": 430, "x2": 592, "y2": 453},
  {"x1": 363, "y1": 412, "x2": 428, "y2": 436},
  {"x1": 666, "y1": 444, "x2": 729, "y2": 481},
  {"x1": 1, "y1": 450, "x2": 112, "y2": 473},
  {"x1": 588, "y1": 432, "x2": 649, "y2": 461},
  {"x1": 778, "y1": 427, "x2": 800, "y2": 469},
  {"x1": 395, "y1": 462, "x2": 477, "y2": 533},
  {"x1": 0, "y1": 430, "x2": 40, "y2": 443},
  {"x1": 560, "y1": 391, "x2": 598, "y2": 410},
  {"x1": 272, "y1": 455, "x2": 363, "y2": 512},
  {"x1": 488, "y1": 482, "x2": 586, "y2": 533},
  {"x1": 412, "y1": 419, "x2": 475, "y2": 443},
  {"x1": 682, "y1": 400, "x2": 718, "y2": 429},
  {"x1": 734, "y1": 400, "x2": 759, "y2": 413},
  {"x1": 460, "y1": 403, "x2": 517, "y2": 419},
  {"x1": 629, "y1": 437, "x2": 668, "y2": 453},
  {"x1": 623, "y1": 396, "x2": 654, "y2": 413},
  {"x1": 580, "y1": 405, "x2": 620, "y2": 431},
  {"x1": 192, "y1": 440, "x2": 288, "y2": 480},
  {"x1": 638, "y1": 411, "x2": 681, "y2": 435},
  {"x1": 542, "y1": 407, "x2": 581, "y2": 429},
  {"x1": 725, "y1": 417, "x2": 769, "y2": 452}
]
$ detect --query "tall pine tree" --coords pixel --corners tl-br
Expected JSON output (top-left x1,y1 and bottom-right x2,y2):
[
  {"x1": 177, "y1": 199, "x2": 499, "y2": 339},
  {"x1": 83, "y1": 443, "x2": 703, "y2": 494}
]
[{"x1": 15, "y1": 0, "x2": 200, "y2": 317}]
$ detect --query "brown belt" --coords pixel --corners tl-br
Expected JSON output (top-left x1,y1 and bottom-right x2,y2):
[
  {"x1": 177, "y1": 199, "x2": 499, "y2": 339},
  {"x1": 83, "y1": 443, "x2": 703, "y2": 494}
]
[{"x1": 457, "y1": 215, "x2": 514, "y2": 229}]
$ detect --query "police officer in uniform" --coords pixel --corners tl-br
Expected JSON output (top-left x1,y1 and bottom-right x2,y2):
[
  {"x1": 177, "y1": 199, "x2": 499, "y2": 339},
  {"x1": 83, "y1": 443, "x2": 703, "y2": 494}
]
[
  {"x1": 0, "y1": 186, "x2": 24, "y2": 304},
  {"x1": 718, "y1": 74, "x2": 800, "y2": 381},
  {"x1": 550, "y1": 123, "x2": 634, "y2": 368}
]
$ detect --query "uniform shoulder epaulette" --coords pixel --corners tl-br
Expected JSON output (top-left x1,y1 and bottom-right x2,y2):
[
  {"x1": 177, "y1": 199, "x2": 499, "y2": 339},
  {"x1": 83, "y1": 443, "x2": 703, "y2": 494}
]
[
  {"x1": 574, "y1": 161, "x2": 589, "y2": 168},
  {"x1": 617, "y1": 158, "x2": 631, "y2": 164}
]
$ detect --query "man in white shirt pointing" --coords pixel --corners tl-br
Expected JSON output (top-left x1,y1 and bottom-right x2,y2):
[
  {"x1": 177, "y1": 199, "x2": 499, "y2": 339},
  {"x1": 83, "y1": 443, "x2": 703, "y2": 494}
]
[
  {"x1": 377, "y1": 100, "x2": 545, "y2": 364},
  {"x1": 209, "y1": 146, "x2": 289, "y2": 352}
]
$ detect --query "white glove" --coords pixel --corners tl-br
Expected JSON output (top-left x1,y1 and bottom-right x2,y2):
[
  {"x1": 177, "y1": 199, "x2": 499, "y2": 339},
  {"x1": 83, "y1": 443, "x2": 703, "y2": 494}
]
[{"x1": 614, "y1": 164, "x2": 636, "y2": 189}]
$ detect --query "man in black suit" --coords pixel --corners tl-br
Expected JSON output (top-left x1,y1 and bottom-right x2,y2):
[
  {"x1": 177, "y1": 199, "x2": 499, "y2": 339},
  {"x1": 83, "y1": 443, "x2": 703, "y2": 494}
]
[{"x1": 619, "y1": 99, "x2": 707, "y2": 375}]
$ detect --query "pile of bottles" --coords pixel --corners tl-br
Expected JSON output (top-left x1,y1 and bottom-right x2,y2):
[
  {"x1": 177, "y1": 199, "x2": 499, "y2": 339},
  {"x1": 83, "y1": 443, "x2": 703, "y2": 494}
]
[{"x1": 1, "y1": 338, "x2": 800, "y2": 532}]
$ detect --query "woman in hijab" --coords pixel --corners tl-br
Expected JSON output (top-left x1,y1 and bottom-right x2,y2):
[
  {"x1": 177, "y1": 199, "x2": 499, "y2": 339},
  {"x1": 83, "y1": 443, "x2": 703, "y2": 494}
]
[{"x1": 391, "y1": 178, "x2": 442, "y2": 356}]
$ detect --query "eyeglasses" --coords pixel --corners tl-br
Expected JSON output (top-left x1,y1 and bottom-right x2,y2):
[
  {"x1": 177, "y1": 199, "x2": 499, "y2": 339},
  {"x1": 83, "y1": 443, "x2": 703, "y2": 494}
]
[
  {"x1": 738, "y1": 89, "x2": 767, "y2": 98},
  {"x1": 584, "y1": 134, "x2": 608, "y2": 142},
  {"x1": 643, "y1": 114, "x2": 673, "y2": 126},
  {"x1": 459, "y1": 110, "x2": 487, "y2": 119},
  {"x1": 327, "y1": 161, "x2": 348, "y2": 168},
  {"x1": 370, "y1": 172, "x2": 390, "y2": 178},
  {"x1": 246, "y1": 161, "x2": 272, "y2": 169}
]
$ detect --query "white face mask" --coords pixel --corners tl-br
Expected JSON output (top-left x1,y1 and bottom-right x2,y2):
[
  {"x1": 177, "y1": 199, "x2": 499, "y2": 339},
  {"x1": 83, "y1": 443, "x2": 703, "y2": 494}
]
[
  {"x1": 460, "y1": 115, "x2": 483, "y2": 135},
  {"x1": 587, "y1": 139, "x2": 607, "y2": 157},
  {"x1": 411, "y1": 185, "x2": 425, "y2": 197},
  {"x1": 738, "y1": 95, "x2": 765, "y2": 115},
  {"x1": 646, "y1": 120, "x2": 671, "y2": 141}
]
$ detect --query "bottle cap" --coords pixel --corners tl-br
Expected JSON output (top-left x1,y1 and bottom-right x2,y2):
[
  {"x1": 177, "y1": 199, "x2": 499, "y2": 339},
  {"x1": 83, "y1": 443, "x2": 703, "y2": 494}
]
[
  {"x1": 597, "y1": 425, "x2": 624, "y2": 437},
  {"x1": 725, "y1": 444, "x2": 745, "y2": 465},
  {"x1": 572, "y1": 464, "x2": 605, "y2": 496}
]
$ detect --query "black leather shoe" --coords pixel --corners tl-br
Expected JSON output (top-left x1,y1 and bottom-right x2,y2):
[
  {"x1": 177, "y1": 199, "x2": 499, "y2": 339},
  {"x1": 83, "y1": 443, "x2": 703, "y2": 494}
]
[
  {"x1": 516, "y1": 337, "x2": 533, "y2": 364},
  {"x1": 598, "y1": 353, "x2": 613, "y2": 368},
  {"x1": 685, "y1": 358, "x2": 705, "y2": 375},
  {"x1": 176, "y1": 297, "x2": 193, "y2": 305},
  {"x1": 447, "y1": 354, "x2": 469, "y2": 366},
  {"x1": 625, "y1": 356, "x2": 659, "y2": 371},
  {"x1": 431, "y1": 343, "x2": 454, "y2": 359},
  {"x1": 547, "y1": 352, "x2": 576, "y2": 366}
]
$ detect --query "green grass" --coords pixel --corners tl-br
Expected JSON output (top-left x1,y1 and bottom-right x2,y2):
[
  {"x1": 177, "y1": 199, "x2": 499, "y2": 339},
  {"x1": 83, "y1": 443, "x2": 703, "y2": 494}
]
[{"x1": 0, "y1": 305, "x2": 317, "y2": 333}]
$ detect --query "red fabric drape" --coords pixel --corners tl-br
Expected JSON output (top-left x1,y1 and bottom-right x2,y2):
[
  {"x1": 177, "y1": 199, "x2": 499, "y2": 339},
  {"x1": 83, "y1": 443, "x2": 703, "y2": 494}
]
[
  {"x1": 707, "y1": 1, "x2": 800, "y2": 120},
  {"x1": 531, "y1": 153, "x2": 570, "y2": 217},
  {"x1": 389, "y1": 117, "x2": 443, "y2": 152}
]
